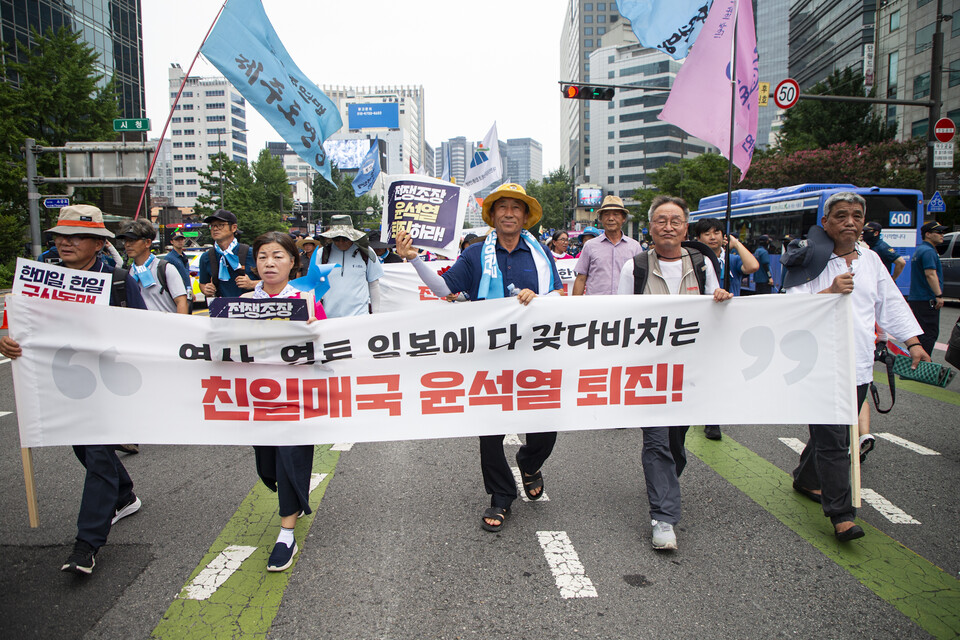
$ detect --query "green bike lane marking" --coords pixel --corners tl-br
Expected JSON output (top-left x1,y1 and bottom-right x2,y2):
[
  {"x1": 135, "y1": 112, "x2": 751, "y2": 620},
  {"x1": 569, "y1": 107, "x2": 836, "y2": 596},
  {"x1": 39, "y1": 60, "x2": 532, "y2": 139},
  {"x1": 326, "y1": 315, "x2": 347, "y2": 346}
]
[
  {"x1": 873, "y1": 370, "x2": 960, "y2": 406},
  {"x1": 152, "y1": 446, "x2": 340, "y2": 639},
  {"x1": 686, "y1": 431, "x2": 960, "y2": 639}
]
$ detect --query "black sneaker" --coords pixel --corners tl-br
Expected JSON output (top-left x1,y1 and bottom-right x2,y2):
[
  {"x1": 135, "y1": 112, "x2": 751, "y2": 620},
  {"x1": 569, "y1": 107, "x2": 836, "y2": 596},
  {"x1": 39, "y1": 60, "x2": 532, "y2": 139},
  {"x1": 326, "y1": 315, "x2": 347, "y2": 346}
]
[
  {"x1": 61, "y1": 540, "x2": 96, "y2": 575},
  {"x1": 704, "y1": 425, "x2": 722, "y2": 440}
]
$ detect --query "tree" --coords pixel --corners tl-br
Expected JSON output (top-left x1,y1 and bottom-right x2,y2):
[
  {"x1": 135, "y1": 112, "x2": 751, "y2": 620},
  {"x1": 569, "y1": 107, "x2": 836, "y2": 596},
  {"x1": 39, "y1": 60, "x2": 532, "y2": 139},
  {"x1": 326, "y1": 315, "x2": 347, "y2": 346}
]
[
  {"x1": 311, "y1": 164, "x2": 381, "y2": 232},
  {"x1": 525, "y1": 166, "x2": 573, "y2": 231},
  {"x1": 632, "y1": 153, "x2": 736, "y2": 214},
  {"x1": 777, "y1": 68, "x2": 895, "y2": 153},
  {"x1": 0, "y1": 27, "x2": 120, "y2": 266}
]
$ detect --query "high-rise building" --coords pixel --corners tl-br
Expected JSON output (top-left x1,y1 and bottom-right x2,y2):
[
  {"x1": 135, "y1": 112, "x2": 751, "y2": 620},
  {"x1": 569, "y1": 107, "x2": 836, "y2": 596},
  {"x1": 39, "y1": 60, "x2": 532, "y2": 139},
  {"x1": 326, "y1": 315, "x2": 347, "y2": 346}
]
[
  {"x1": 321, "y1": 85, "x2": 425, "y2": 175},
  {"x1": 560, "y1": 1, "x2": 635, "y2": 182},
  {"x1": 149, "y1": 138, "x2": 174, "y2": 203},
  {"x1": 589, "y1": 43, "x2": 717, "y2": 201},
  {"x1": 167, "y1": 64, "x2": 248, "y2": 209},
  {"x1": 505, "y1": 138, "x2": 543, "y2": 186},
  {"x1": 789, "y1": 1, "x2": 876, "y2": 91},
  {"x1": 438, "y1": 137, "x2": 471, "y2": 185},
  {"x1": 0, "y1": 0, "x2": 145, "y2": 119},
  {"x1": 874, "y1": 0, "x2": 960, "y2": 142},
  {"x1": 756, "y1": 0, "x2": 790, "y2": 148},
  {"x1": 423, "y1": 140, "x2": 435, "y2": 177}
]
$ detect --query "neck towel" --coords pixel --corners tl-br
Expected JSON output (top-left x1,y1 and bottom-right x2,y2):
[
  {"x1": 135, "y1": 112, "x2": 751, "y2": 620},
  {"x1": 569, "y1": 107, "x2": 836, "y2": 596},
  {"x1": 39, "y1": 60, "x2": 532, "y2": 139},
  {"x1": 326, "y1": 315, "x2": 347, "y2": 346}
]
[
  {"x1": 131, "y1": 254, "x2": 158, "y2": 288},
  {"x1": 477, "y1": 229, "x2": 554, "y2": 300},
  {"x1": 215, "y1": 238, "x2": 240, "y2": 281},
  {"x1": 251, "y1": 282, "x2": 299, "y2": 299}
]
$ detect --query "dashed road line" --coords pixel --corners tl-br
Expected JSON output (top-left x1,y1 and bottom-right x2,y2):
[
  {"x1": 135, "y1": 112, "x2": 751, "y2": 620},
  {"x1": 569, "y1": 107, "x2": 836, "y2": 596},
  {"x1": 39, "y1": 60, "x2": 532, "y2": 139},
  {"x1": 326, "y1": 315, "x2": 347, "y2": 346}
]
[
  {"x1": 510, "y1": 466, "x2": 550, "y2": 502},
  {"x1": 0, "y1": 411, "x2": 11, "y2": 418},
  {"x1": 536, "y1": 531, "x2": 597, "y2": 599},
  {"x1": 504, "y1": 434, "x2": 522, "y2": 445},
  {"x1": 0, "y1": 357, "x2": 10, "y2": 365},
  {"x1": 309, "y1": 473, "x2": 327, "y2": 494},
  {"x1": 330, "y1": 442, "x2": 354, "y2": 451},
  {"x1": 875, "y1": 433, "x2": 940, "y2": 456},
  {"x1": 179, "y1": 545, "x2": 258, "y2": 601},
  {"x1": 860, "y1": 488, "x2": 921, "y2": 525},
  {"x1": 778, "y1": 437, "x2": 806, "y2": 455}
]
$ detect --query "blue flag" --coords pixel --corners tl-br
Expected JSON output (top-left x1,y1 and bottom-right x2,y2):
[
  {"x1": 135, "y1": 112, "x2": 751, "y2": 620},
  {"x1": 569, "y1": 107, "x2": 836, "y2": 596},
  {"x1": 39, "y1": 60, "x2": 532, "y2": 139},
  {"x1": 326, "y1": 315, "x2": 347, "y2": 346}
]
[
  {"x1": 200, "y1": 0, "x2": 343, "y2": 183},
  {"x1": 615, "y1": 0, "x2": 713, "y2": 60},
  {"x1": 352, "y1": 138, "x2": 381, "y2": 196}
]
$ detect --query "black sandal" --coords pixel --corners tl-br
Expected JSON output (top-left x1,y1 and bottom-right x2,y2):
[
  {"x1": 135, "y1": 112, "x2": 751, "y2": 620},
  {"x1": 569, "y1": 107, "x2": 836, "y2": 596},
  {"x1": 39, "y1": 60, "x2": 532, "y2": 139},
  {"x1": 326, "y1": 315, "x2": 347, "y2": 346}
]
[
  {"x1": 481, "y1": 506, "x2": 509, "y2": 532},
  {"x1": 520, "y1": 469, "x2": 545, "y2": 501}
]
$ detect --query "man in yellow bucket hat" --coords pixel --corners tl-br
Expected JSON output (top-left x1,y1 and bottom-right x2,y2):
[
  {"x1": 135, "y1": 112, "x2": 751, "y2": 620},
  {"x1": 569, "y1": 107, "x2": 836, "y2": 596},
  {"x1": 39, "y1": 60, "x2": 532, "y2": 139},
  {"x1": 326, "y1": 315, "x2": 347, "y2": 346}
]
[{"x1": 396, "y1": 183, "x2": 563, "y2": 532}]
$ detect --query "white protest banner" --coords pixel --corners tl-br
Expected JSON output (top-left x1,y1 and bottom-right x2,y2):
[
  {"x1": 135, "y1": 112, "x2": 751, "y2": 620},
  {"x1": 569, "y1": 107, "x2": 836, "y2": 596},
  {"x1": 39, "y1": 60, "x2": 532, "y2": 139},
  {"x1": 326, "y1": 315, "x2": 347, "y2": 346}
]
[
  {"x1": 382, "y1": 174, "x2": 469, "y2": 257},
  {"x1": 8, "y1": 293, "x2": 856, "y2": 448},
  {"x1": 13, "y1": 257, "x2": 110, "y2": 305},
  {"x1": 378, "y1": 261, "x2": 578, "y2": 313}
]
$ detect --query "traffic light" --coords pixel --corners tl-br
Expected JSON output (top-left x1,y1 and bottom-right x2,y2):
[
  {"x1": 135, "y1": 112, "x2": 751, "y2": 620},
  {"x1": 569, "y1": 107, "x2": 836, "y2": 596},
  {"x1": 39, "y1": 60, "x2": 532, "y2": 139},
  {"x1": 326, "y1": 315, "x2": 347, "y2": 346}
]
[{"x1": 562, "y1": 84, "x2": 615, "y2": 101}]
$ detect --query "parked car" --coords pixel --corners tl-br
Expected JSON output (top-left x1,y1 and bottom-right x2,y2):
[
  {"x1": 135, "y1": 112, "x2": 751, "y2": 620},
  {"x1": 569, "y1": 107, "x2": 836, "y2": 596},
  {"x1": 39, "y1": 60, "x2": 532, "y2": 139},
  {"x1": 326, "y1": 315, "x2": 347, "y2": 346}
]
[
  {"x1": 186, "y1": 249, "x2": 207, "y2": 307},
  {"x1": 937, "y1": 231, "x2": 960, "y2": 299}
]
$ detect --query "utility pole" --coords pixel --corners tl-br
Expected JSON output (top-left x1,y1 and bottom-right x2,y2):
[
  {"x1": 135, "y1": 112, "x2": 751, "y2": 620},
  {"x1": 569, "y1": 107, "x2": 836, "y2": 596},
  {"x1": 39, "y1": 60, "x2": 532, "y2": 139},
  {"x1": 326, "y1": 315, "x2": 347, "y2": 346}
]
[{"x1": 925, "y1": 0, "x2": 948, "y2": 199}]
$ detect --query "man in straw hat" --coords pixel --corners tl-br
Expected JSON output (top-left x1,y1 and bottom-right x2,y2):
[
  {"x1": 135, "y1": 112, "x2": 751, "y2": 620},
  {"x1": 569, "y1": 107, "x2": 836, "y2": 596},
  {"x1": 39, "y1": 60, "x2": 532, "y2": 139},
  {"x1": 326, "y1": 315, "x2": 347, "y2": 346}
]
[
  {"x1": 573, "y1": 195, "x2": 642, "y2": 296},
  {"x1": 296, "y1": 235, "x2": 319, "y2": 277},
  {"x1": 317, "y1": 214, "x2": 383, "y2": 317},
  {"x1": 0, "y1": 205, "x2": 148, "y2": 575},
  {"x1": 781, "y1": 192, "x2": 929, "y2": 542},
  {"x1": 395, "y1": 183, "x2": 563, "y2": 532}
]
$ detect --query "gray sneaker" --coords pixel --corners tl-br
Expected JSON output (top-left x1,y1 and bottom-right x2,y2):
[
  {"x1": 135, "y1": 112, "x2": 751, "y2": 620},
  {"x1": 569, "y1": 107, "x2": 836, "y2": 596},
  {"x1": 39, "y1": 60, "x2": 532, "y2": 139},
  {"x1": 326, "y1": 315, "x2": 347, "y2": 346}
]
[{"x1": 651, "y1": 520, "x2": 677, "y2": 550}]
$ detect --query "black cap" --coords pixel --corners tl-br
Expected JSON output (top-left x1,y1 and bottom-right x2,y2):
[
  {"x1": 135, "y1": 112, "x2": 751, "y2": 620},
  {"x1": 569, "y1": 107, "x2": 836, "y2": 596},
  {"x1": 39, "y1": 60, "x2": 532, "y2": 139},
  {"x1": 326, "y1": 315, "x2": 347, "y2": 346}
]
[
  {"x1": 921, "y1": 221, "x2": 948, "y2": 235},
  {"x1": 171, "y1": 231, "x2": 185, "y2": 240},
  {"x1": 204, "y1": 209, "x2": 237, "y2": 225},
  {"x1": 116, "y1": 229, "x2": 152, "y2": 240},
  {"x1": 862, "y1": 221, "x2": 882, "y2": 242}
]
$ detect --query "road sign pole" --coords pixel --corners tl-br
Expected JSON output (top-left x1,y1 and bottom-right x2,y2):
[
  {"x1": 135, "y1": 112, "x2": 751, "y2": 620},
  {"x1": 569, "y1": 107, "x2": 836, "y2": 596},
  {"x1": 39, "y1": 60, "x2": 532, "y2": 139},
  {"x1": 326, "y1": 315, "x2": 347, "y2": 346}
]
[
  {"x1": 25, "y1": 138, "x2": 42, "y2": 259},
  {"x1": 925, "y1": 0, "x2": 946, "y2": 200}
]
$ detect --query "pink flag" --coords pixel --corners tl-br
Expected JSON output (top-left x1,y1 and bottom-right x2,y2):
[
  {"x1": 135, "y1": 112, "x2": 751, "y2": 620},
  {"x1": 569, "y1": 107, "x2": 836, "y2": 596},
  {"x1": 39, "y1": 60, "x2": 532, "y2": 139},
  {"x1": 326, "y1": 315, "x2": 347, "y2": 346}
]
[{"x1": 658, "y1": 0, "x2": 759, "y2": 179}]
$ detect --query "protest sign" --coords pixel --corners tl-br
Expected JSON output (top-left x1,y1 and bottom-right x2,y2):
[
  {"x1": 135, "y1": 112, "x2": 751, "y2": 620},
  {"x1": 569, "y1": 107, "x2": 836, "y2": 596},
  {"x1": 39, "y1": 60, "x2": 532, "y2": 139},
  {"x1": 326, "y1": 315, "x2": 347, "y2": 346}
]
[
  {"x1": 8, "y1": 293, "x2": 856, "y2": 449},
  {"x1": 13, "y1": 258, "x2": 110, "y2": 306},
  {"x1": 208, "y1": 297, "x2": 309, "y2": 321},
  {"x1": 382, "y1": 174, "x2": 469, "y2": 257}
]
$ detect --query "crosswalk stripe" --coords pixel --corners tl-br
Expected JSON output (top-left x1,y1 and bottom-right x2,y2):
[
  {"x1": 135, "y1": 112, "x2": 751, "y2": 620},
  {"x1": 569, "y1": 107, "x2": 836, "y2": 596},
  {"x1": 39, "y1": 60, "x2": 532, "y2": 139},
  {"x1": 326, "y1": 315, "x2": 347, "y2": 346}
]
[
  {"x1": 504, "y1": 434, "x2": 522, "y2": 445},
  {"x1": 511, "y1": 466, "x2": 550, "y2": 502},
  {"x1": 0, "y1": 357, "x2": 10, "y2": 365},
  {"x1": 778, "y1": 437, "x2": 806, "y2": 455},
  {"x1": 0, "y1": 411, "x2": 11, "y2": 418},
  {"x1": 536, "y1": 531, "x2": 597, "y2": 599},
  {"x1": 875, "y1": 433, "x2": 940, "y2": 456},
  {"x1": 860, "y1": 488, "x2": 921, "y2": 525},
  {"x1": 179, "y1": 545, "x2": 258, "y2": 601},
  {"x1": 309, "y1": 473, "x2": 327, "y2": 494},
  {"x1": 330, "y1": 443, "x2": 354, "y2": 451}
]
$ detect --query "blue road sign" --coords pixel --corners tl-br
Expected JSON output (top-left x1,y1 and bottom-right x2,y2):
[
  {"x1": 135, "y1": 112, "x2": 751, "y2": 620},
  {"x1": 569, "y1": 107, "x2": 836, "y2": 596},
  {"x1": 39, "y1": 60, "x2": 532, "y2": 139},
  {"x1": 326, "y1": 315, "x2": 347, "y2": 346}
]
[
  {"x1": 928, "y1": 191, "x2": 946, "y2": 213},
  {"x1": 42, "y1": 197, "x2": 70, "y2": 208}
]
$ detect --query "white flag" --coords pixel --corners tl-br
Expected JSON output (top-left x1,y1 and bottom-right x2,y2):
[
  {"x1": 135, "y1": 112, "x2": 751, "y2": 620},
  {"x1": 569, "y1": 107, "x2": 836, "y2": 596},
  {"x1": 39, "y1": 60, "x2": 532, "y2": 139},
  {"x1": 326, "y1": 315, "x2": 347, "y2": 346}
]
[{"x1": 463, "y1": 122, "x2": 502, "y2": 194}]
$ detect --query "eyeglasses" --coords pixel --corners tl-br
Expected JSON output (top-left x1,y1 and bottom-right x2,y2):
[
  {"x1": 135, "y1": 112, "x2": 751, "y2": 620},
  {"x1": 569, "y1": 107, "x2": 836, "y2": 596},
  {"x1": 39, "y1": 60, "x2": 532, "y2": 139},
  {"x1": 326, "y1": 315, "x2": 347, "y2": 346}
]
[
  {"x1": 209, "y1": 222, "x2": 230, "y2": 230},
  {"x1": 651, "y1": 218, "x2": 686, "y2": 228}
]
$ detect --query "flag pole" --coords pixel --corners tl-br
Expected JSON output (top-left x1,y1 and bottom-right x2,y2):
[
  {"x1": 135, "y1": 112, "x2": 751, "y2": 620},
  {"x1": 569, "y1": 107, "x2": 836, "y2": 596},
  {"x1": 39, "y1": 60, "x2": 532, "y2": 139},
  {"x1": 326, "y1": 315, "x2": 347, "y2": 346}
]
[
  {"x1": 722, "y1": 1, "x2": 739, "y2": 292},
  {"x1": 133, "y1": 1, "x2": 229, "y2": 220}
]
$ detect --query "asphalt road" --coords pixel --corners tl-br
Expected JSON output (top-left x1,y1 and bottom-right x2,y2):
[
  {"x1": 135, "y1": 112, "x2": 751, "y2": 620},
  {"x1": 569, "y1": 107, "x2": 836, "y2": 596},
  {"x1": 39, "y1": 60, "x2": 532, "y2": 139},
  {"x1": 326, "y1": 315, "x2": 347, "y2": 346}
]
[{"x1": 0, "y1": 299, "x2": 958, "y2": 639}]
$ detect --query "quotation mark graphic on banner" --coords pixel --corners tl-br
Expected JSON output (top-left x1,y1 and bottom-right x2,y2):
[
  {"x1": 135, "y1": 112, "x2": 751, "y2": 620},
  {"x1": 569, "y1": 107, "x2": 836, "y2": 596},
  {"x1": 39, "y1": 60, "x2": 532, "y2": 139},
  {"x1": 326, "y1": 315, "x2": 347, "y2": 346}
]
[
  {"x1": 740, "y1": 327, "x2": 818, "y2": 385},
  {"x1": 52, "y1": 346, "x2": 142, "y2": 399}
]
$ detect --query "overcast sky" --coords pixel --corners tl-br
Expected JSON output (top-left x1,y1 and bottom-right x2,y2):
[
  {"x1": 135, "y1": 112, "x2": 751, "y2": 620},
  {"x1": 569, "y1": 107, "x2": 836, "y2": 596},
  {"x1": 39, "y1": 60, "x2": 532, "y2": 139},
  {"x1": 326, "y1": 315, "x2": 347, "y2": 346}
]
[{"x1": 142, "y1": 0, "x2": 567, "y2": 174}]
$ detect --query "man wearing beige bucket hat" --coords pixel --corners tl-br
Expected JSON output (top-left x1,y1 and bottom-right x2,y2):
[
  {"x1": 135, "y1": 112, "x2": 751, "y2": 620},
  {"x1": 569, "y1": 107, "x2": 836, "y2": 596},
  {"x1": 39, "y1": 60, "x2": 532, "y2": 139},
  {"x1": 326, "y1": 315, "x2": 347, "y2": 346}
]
[
  {"x1": 1, "y1": 204, "x2": 148, "y2": 576},
  {"x1": 317, "y1": 214, "x2": 383, "y2": 317},
  {"x1": 573, "y1": 195, "x2": 642, "y2": 296},
  {"x1": 396, "y1": 182, "x2": 563, "y2": 533}
]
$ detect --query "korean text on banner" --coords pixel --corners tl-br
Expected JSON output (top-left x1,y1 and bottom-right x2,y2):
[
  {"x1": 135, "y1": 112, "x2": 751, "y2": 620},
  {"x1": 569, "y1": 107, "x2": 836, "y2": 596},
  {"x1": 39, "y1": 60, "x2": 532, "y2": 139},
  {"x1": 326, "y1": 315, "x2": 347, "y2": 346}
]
[
  {"x1": 658, "y1": 0, "x2": 759, "y2": 178},
  {"x1": 463, "y1": 122, "x2": 503, "y2": 194},
  {"x1": 12, "y1": 257, "x2": 110, "y2": 306},
  {"x1": 382, "y1": 174, "x2": 469, "y2": 257},
  {"x1": 615, "y1": 0, "x2": 713, "y2": 60},
  {"x1": 9, "y1": 294, "x2": 856, "y2": 448},
  {"x1": 200, "y1": 0, "x2": 343, "y2": 184},
  {"x1": 352, "y1": 137, "x2": 381, "y2": 197}
]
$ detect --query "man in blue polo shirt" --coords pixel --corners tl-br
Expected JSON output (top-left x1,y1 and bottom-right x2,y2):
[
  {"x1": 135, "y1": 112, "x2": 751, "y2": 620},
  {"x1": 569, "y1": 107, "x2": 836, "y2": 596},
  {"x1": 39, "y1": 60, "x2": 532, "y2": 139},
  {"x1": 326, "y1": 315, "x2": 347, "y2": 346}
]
[
  {"x1": 862, "y1": 221, "x2": 906, "y2": 280},
  {"x1": 395, "y1": 183, "x2": 563, "y2": 534},
  {"x1": 908, "y1": 221, "x2": 948, "y2": 355},
  {"x1": 198, "y1": 209, "x2": 258, "y2": 299}
]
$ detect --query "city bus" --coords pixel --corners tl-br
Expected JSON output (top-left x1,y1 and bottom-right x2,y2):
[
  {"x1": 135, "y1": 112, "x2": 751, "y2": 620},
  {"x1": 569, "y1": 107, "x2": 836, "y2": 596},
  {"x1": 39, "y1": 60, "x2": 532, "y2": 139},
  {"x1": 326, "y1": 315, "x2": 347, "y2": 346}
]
[{"x1": 689, "y1": 184, "x2": 924, "y2": 294}]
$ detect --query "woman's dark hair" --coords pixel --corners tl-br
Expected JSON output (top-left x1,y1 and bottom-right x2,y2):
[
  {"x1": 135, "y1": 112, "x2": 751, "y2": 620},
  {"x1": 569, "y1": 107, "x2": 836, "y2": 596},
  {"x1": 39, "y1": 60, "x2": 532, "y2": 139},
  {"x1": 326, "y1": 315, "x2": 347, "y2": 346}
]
[
  {"x1": 252, "y1": 231, "x2": 300, "y2": 280},
  {"x1": 551, "y1": 230, "x2": 569, "y2": 244}
]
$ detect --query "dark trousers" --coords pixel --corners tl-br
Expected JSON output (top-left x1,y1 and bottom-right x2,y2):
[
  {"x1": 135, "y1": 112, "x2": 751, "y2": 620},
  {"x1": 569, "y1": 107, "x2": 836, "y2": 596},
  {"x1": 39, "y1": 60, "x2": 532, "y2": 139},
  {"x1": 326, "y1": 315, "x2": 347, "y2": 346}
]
[
  {"x1": 73, "y1": 445, "x2": 134, "y2": 550},
  {"x1": 254, "y1": 445, "x2": 314, "y2": 518},
  {"x1": 755, "y1": 282, "x2": 773, "y2": 294},
  {"x1": 908, "y1": 299, "x2": 940, "y2": 356},
  {"x1": 793, "y1": 384, "x2": 868, "y2": 525},
  {"x1": 641, "y1": 426, "x2": 689, "y2": 524},
  {"x1": 480, "y1": 432, "x2": 557, "y2": 509}
]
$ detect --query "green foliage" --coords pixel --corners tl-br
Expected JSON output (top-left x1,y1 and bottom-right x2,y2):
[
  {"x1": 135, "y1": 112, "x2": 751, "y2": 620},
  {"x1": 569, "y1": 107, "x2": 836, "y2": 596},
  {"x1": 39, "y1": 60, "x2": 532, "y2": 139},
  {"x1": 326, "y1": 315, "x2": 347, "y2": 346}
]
[
  {"x1": 777, "y1": 68, "x2": 895, "y2": 153},
  {"x1": 0, "y1": 258, "x2": 15, "y2": 288},
  {"x1": 0, "y1": 27, "x2": 120, "y2": 264},
  {"x1": 524, "y1": 166, "x2": 573, "y2": 230},
  {"x1": 311, "y1": 165, "x2": 382, "y2": 232},
  {"x1": 632, "y1": 153, "x2": 736, "y2": 213}
]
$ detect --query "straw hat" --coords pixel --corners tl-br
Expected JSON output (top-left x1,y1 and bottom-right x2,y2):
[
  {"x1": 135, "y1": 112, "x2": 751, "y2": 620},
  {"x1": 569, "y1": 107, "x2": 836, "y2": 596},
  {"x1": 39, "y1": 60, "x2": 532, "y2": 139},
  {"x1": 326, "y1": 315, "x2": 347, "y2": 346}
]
[
  {"x1": 596, "y1": 195, "x2": 629, "y2": 216},
  {"x1": 296, "y1": 236, "x2": 319, "y2": 250},
  {"x1": 319, "y1": 214, "x2": 366, "y2": 241},
  {"x1": 481, "y1": 183, "x2": 542, "y2": 229},
  {"x1": 46, "y1": 205, "x2": 115, "y2": 238}
]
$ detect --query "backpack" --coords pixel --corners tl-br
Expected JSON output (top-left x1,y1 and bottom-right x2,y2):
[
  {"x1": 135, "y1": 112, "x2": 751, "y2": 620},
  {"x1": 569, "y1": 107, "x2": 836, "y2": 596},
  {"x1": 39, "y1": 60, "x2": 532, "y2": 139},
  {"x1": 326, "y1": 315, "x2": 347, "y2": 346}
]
[
  {"x1": 320, "y1": 242, "x2": 371, "y2": 266},
  {"x1": 110, "y1": 267, "x2": 129, "y2": 307},
  {"x1": 205, "y1": 244, "x2": 250, "y2": 295},
  {"x1": 632, "y1": 241, "x2": 720, "y2": 295}
]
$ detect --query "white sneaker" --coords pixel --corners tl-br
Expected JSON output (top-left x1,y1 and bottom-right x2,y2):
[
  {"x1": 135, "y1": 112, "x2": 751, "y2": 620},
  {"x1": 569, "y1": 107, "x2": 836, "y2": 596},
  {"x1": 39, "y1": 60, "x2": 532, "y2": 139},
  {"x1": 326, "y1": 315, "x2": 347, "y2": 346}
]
[
  {"x1": 651, "y1": 519, "x2": 677, "y2": 550},
  {"x1": 111, "y1": 496, "x2": 141, "y2": 525}
]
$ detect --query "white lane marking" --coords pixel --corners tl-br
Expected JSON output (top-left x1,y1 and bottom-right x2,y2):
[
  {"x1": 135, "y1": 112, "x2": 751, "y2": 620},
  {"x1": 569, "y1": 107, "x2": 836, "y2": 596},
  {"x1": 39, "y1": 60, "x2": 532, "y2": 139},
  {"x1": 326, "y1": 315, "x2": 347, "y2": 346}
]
[
  {"x1": 0, "y1": 357, "x2": 10, "y2": 365},
  {"x1": 778, "y1": 437, "x2": 806, "y2": 455},
  {"x1": 860, "y1": 488, "x2": 921, "y2": 525},
  {"x1": 511, "y1": 466, "x2": 550, "y2": 502},
  {"x1": 330, "y1": 443, "x2": 353, "y2": 451},
  {"x1": 309, "y1": 473, "x2": 328, "y2": 494},
  {"x1": 0, "y1": 411, "x2": 11, "y2": 418},
  {"x1": 875, "y1": 433, "x2": 941, "y2": 456},
  {"x1": 536, "y1": 531, "x2": 597, "y2": 599},
  {"x1": 180, "y1": 545, "x2": 257, "y2": 600},
  {"x1": 503, "y1": 434, "x2": 522, "y2": 445}
]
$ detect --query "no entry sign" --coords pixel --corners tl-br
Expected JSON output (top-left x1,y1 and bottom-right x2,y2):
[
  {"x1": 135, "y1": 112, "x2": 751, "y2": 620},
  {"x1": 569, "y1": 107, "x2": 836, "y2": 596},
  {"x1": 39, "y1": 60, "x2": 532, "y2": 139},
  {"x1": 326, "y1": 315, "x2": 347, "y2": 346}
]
[{"x1": 934, "y1": 118, "x2": 955, "y2": 143}]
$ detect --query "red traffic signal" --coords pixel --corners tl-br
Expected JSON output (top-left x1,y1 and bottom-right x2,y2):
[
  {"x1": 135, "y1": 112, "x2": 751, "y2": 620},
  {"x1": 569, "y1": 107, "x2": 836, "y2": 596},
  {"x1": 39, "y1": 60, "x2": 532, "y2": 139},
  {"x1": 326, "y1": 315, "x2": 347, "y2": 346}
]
[{"x1": 561, "y1": 84, "x2": 615, "y2": 101}]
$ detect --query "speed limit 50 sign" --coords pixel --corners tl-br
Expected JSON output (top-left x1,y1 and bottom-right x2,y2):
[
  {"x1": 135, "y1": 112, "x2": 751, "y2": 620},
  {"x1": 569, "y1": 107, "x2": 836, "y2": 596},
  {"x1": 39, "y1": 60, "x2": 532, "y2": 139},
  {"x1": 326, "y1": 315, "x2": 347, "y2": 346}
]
[{"x1": 774, "y1": 78, "x2": 800, "y2": 109}]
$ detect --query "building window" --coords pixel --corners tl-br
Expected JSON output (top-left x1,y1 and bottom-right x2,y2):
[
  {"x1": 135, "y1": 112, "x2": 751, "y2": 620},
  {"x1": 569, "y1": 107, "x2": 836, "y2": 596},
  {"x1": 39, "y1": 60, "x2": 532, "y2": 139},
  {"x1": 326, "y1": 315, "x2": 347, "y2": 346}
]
[
  {"x1": 186, "y1": 179, "x2": 197, "y2": 185},
  {"x1": 890, "y1": 9, "x2": 900, "y2": 31},
  {"x1": 183, "y1": 91, "x2": 193, "y2": 98},
  {"x1": 172, "y1": 130, "x2": 181, "y2": 136},
  {"x1": 608, "y1": 131, "x2": 614, "y2": 139},
  {"x1": 608, "y1": 115, "x2": 614, "y2": 123},
  {"x1": 585, "y1": 27, "x2": 593, "y2": 35},
  {"x1": 184, "y1": 141, "x2": 196, "y2": 148},
  {"x1": 206, "y1": 102, "x2": 226, "y2": 110},
  {"x1": 183, "y1": 117, "x2": 194, "y2": 123},
  {"x1": 913, "y1": 72, "x2": 930, "y2": 99},
  {"x1": 887, "y1": 51, "x2": 899, "y2": 98},
  {"x1": 172, "y1": 142, "x2": 182, "y2": 148},
  {"x1": 173, "y1": 155, "x2": 183, "y2": 161},
  {"x1": 182, "y1": 104, "x2": 193, "y2": 110},
  {"x1": 185, "y1": 154, "x2": 196, "y2": 160},
  {"x1": 916, "y1": 23, "x2": 935, "y2": 54},
  {"x1": 598, "y1": 26, "x2": 606, "y2": 35},
  {"x1": 172, "y1": 117, "x2": 181, "y2": 123},
  {"x1": 173, "y1": 166, "x2": 183, "y2": 172},
  {"x1": 886, "y1": 105, "x2": 897, "y2": 130},
  {"x1": 175, "y1": 192, "x2": 185, "y2": 198},
  {"x1": 584, "y1": 2, "x2": 593, "y2": 9},
  {"x1": 951, "y1": 59, "x2": 960, "y2": 87},
  {"x1": 597, "y1": 14, "x2": 606, "y2": 23},
  {"x1": 174, "y1": 179, "x2": 184, "y2": 185},
  {"x1": 187, "y1": 192, "x2": 197, "y2": 197},
  {"x1": 597, "y1": 38, "x2": 602, "y2": 47},
  {"x1": 586, "y1": 39, "x2": 593, "y2": 47},
  {"x1": 918, "y1": 0, "x2": 932, "y2": 6},
  {"x1": 205, "y1": 90, "x2": 225, "y2": 97},
  {"x1": 607, "y1": 161, "x2": 614, "y2": 169},
  {"x1": 608, "y1": 176, "x2": 615, "y2": 184},
  {"x1": 207, "y1": 128, "x2": 227, "y2": 135},
  {"x1": 911, "y1": 119, "x2": 928, "y2": 138},
  {"x1": 608, "y1": 70, "x2": 615, "y2": 79},
  {"x1": 584, "y1": 15, "x2": 593, "y2": 23},
  {"x1": 597, "y1": 2, "x2": 606, "y2": 9},
  {"x1": 183, "y1": 129, "x2": 194, "y2": 135}
]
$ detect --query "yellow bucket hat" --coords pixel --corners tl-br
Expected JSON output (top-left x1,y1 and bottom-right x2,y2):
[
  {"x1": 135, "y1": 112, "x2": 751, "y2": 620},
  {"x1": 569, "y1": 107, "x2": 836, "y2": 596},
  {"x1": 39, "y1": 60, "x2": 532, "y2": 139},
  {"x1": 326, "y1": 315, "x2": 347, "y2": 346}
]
[{"x1": 481, "y1": 183, "x2": 543, "y2": 229}]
